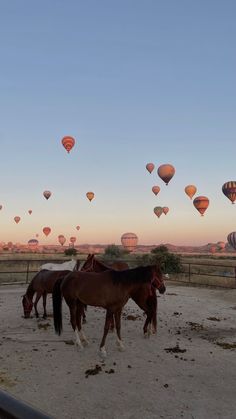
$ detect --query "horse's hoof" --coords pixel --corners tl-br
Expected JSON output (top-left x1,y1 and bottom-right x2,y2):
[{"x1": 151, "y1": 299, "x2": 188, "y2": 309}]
[
  {"x1": 82, "y1": 318, "x2": 87, "y2": 324},
  {"x1": 99, "y1": 347, "x2": 107, "y2": 358},
  {"x1": 144, "y1": 332, "x2": 150, "y2": 339},
  {"x1": 75, "y1": 342, "x2": 83, "y2": 350},
  {"x1": 82, "y1": 339, "x2": 89, "y2": 347}
]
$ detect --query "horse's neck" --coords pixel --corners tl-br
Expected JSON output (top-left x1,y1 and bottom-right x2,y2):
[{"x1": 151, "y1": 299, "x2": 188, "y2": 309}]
[{"x1": 25, "y1": 281, "x2": 35, "y2": 299}]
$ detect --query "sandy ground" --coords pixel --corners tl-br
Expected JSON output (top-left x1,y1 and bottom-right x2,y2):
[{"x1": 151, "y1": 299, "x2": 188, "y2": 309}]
[{"x1": 0, "y1": 282, "x2": 236, "y2": 419}]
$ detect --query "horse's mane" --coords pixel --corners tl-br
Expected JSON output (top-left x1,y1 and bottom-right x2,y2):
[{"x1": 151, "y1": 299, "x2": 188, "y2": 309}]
[{"x1": 111, "y1": 265, "x2": 153, "y2": 285}]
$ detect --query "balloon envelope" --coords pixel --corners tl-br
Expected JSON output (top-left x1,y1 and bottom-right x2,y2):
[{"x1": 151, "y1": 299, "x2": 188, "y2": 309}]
[
  {"x1": 58, "y1": 236, "x2": 66, "y2": 246},
  {"x1": 152, "y1": 186, "x2": 160, "y2": 196},
  {"x1": 153, "y1": 206, "x2": 163, "y2": 218},
  {"x1": 86, "y1": 192, "x2": 95, "y2": 202},
  {"x1": 28, "y1": 210, "x2": 32, "y2": 215},
  {"x1": 70, "y1": 237, "x2": 76, "y2": 244},
  {"x1": 43, "y1": 227, "x2": 51, "y2": 236},
  {"x1": 163, "y1": 207, "x2": 169, "y2": 215},
  {"x1": 14, "y1": 216, "x2": 21, "y2": 224},
  {"x1": 121, "y1": 232, "x2": 138, "y2": 252},
  {"x1": 61, "y1": 136, "x2": 75, "y2": 153},
  {"x1": 227, "y1": 232, "x2": 236, "y2": 250},
  {"x1": 146, "y1": 163, "x2": 155, "y2": 174},
  {"x1": 157, "y1": 164, "x2": 175, "y2": 185},
  {"x1": 0, "y1": 205, "x2": 2, "y2": 210},
  {"x1": 43, "y1": 190, "x2": 51, "y2": 200},
  {"x1": 193, "y1": 196, "x2": 209, "y2": 216},
  {"x1": 28, "y1": 239, "x2": 39, "y2": 248},
  {"x1": 222, "y1": 181, "x2": 236, "y2": 204},
  {"x1": 76, "y1": 225, "x2": 80, "y2": 231},
  {"x1": 184, "y1": 185, "x2": 197, "y2": 200}
]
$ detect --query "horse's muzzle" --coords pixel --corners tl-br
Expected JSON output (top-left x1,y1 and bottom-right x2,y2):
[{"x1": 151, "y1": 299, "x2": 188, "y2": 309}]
[{"x1": 159, "y1": 285, "x2": 166, "y2": 294}]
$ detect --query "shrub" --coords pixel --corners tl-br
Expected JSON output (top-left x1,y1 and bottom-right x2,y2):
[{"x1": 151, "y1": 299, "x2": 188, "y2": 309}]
[
  {"x1": 64, "y1": 248, "x2": 78, "y2": 256},
  {"x1": 136, "y1": 246, "x2": 182, "y2": 274},
  {"x1": 104, "y1": 244, "x2": 128, "y2": 259}
]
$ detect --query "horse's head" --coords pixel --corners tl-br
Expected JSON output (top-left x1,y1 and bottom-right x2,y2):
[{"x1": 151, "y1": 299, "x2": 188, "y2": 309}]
[
  {"x1": 81, "y1": 254, "x2": 95, "y2": 272},
  {"x1": 22, "y1": 294, "x2": 33, "y2": 318},
  {"x1": 151, "y1": 265, "x2": 166, "y2": 294}
]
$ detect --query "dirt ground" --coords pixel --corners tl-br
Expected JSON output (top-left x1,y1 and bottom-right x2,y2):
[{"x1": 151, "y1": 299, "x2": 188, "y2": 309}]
[{"x1": 0, "y1": 282, "x2": 236, "y2": 419}]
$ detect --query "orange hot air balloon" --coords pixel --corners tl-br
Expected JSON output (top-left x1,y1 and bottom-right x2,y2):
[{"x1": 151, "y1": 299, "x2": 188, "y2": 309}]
[
  {"x1": 28, "y1": 209, "x2": 32, "y2": 215},
  {"x1": 14, "y1": 216, "x2": 21, "y2": 224},
  {"x1": 58, "y1": 235, "x2": 66, "y2": 246},
  {"x1": 121, "y1": 232, "x2": 138, "y2": 252},
  {"x1": 61, "y1": 136, "x2": 75, "y2": 153},
  {"x1": 193, "y1": 196, "x2": 209, "y2": 216},
  {"x1": 157, "y1": 164, "x2": 175, "y2": 185},
  {"x1": 222, "y1": 181, "x2": 236, "y2": 204},
  {"x1": 153, "y1": 207, "x2": 163, "y2": 218},
  {"x1": 86, "y1": 192, "x2": 95, "y2": 202},
  {"x1": 70, "y1": 237, "x2": 76, "y2": 244},
  {"x1": 146, "y1": 163, "x2": 155, "y2": 174},
  {"x1": 163, "y1": 207, "x2": 169, "y2": 215},
  {"x1": 43, "y1": 227, "x2": 51, "y2": 236},
  {"x1": 43, "y1": 190, "x2": 51, "y2": 200},
  {"x1": 76, "y1": 225, "x2": 80, "y2": 231},
  {"x1": 152, "y1": 186, "x2": 160, "y2": 196},
  {"x1": 184, "y1": 185, "x2": 197, "y2": 200}
]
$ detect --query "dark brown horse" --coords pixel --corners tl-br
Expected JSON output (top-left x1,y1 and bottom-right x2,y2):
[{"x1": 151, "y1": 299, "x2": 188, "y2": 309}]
[
  {"x1": 22, "y1": 260, "x2": 80, "y2": 318},
  {"x1": 81, "y1": 254, "x2": 159, "y2": 335},
  {"x1": 53, "y1": 264, "x2": 165, "y2": 357}
]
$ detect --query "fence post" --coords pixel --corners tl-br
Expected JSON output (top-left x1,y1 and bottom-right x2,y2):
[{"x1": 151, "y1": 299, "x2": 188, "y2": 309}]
[
  {"x1": 188, "y1": 263, "x2": 191, "y2": 282},
  {"x1": 26, "y1": 260, "x2": 30, "y2": 283}
]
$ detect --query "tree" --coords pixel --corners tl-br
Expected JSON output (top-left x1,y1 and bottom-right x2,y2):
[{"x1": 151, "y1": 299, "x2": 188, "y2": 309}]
[
  {"x1": 136, "y1": 246, "x2": 182, "y2": 274},
  {"x1": 64, "y1": 248, "x2": 77, "y2": 256},
  {"x1": 103, "y1": 244, "x2": 128, "y2": 259}
]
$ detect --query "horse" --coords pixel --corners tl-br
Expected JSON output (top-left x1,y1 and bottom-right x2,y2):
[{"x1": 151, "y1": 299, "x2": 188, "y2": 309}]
[
  {"x1": 81, "y1": 254, "x2": 159, "y2": 335},
  {"x1": 22, "y1": 259, "x2": 80, "y2": 319},
  {"x1": 52, "y1": 264, "x2": 165, "y2": 357},
  {"x1": 39, "y1": 259, "x2": 79, "y2": 271}
]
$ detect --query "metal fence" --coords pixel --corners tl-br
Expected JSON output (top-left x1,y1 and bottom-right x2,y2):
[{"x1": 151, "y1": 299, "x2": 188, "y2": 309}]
[{"x1": 0, "y1": 389, "x2": 53, "y2": 419}]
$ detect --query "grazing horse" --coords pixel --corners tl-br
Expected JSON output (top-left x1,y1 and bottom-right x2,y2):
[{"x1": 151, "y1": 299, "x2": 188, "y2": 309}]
[
  {"x1": 81, "y1": 254, "x2": 159, "y2": 335},
  {"x1": 22, "y1": 260, "x2": 80, "y2": 318},
  {"x1": 53, "y1": 264, "x2": 165, "y2": 357}
]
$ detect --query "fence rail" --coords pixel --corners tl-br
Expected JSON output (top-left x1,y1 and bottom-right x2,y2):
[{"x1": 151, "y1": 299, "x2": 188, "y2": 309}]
[{"x1": 0, "y1": 389, "x2": 52, "y2": 419}]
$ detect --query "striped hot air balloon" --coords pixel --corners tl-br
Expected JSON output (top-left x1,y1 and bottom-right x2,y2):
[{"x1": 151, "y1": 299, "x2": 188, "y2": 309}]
[
  {"x1": 222, "y1": 181, "x2": 236, "y2": 204},
  {"x1": 227, "y1": 232, "x2": 236, "y2": 250},
  {"x1": 193, "y1": 196, "x2": 209, "y2": 216},
  {"x1": 121, "y1": 232, "x2": 138, "y2": 252},
  {"x1": 61, "y1": 136, "x2": 75, "y2": 153}
]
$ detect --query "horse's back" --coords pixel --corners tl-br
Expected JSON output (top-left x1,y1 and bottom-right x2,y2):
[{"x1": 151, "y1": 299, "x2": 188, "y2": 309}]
[{"x1": 32, "y1": 270, "x2": 71, "y2": 292}]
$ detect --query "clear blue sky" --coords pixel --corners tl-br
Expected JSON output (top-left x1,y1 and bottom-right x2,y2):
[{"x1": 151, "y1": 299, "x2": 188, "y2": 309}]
[{"x1": 0, "y1": 1, "x2": 236, "y2": 246}]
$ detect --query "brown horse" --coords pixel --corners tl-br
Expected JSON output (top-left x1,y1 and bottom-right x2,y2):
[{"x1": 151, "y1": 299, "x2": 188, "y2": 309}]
[
  {"x1": 53, "y1": 264, "x2": 165, "y2": 357},
  {"x1": 22, "y1": 260, "x2": 80, "y2": 318},
  {"x1": 81, "y1": 254, "x2": 158, "y2": 335}
]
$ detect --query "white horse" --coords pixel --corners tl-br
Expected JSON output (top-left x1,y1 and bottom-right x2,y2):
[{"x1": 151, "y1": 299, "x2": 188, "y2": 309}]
[{"x1": 39, "y1": 259, "x2": 79, "y2": 271}]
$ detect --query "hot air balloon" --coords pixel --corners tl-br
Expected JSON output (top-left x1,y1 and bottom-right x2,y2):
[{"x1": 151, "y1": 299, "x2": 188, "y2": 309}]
[
  {"x1": 36, "y1": 234, "x2": 39, "y2": 238},
  {"x1": 121, "y1": 232, "x2": 138, "y2": 252},
  {"x1": 193, "y1": 196, "x2": 209, "y2": 216},
  {"x1": 146, "y1": 163, "x2": 155, "y2": 174},
  {"x1": 28, "y1": 239, "x2": 39, "y2": 250},
  {"x1": 227, "y1": 232, "x2": 236, "y2": 250},
  {"x1": 70, "y1": 237, "x2": 76, "y2": 244},
  {"x1": 28, "y1": 210, "x2": 32, "y2": 215},
  {"x1": 86, "y1": 192, "x2": 95, "y2": 202},
  {"x1": 163, "y1": 207, "x2": 169, "y2": 215},
  {"x1": 222, "y1": 181, "x2": 236, "y2": 204},
  {"x1": 153, "y1": 207, "x2": 163, "y2": 218},
  {"x1": 61, "y1": 136, "x2": 75, "y2": 153},
  {"x1": 184, "y1": 185, "x2": 197, "y2": 200},
  {"x1": 217, "y1": 241, "x2": 225, "y2": 250},
  {"x1": 152, "y1": 186, "x2": 160, "y2": 196},
  {"x1": 14, "y1": 216, "x2": 21, "y2": 224},
  {"x1": 76, "y1": 225, "x2": 80, "y2": 231},
  {"x1": 0, "y1": 205, "x2": 2, "y2": 210},
  {"x1": 43, "y1": 190, "x2": 51, "y2": 200},
  {"x1": 43, "y1": 227, "x2": 51, "y2": 236},
  {"x1": 157, "y1": 164, "x2": 175, "y2": 185},
  {"x1": 58, "y1": 235, "x2": 66, "y2": 246}
]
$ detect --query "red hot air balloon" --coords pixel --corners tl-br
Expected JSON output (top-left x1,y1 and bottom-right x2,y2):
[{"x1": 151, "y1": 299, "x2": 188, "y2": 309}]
[
  {"x1": 121, "y1": 232, "x2": 138, "y2": 252},
  {"x1": 163, "y1": 207, "x2": 169, "y2": 215},
  {"x1": 14, "y1": 216, "x2": 21, "y2": 224},
  {"x1": 76, "y1": 225, "x2": 80, "y2": 231},
  {"x1": 61, "y1": 136, "x2": 75, "y2": 153},
  {"x1": 152, "y1": 186, "x2": 160, "y2": 196},
  {"x1": 146, "y1": 163, "x2": 155, "y2": 174},
  {"x1": 153, "y1": 207, "x2": 163, "y2": 218},
  {"x1": 157, "y1": 164, "x2": 175, "y2": 185},
  {"x1": 222, "y1": 181, "x2": 236, "y2": 204},
  {"x1": 86, "y1": 192, "x2": 95, "y2": 202},
  {"x1": 28, "y1": 210, "x2": 32, "y2": 215},
  {"x1": 43, "y1": 227, "x2": 51, "y2": 236},
  {"x1": 193, "y1": 196, "x2": 209, "y2": 216},
  {"x1": 43, "y1": 190, "x2": 51, "y2": 200}
]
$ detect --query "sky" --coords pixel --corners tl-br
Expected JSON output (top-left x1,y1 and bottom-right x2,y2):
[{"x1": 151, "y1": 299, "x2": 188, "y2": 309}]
[{"x1": 0, "y1": 0, "x2": 236, "y2": 247}]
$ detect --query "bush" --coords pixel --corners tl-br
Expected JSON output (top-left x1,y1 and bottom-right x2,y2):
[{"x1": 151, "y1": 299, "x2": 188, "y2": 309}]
[
  {"x1": 104, "y1": 244, "x2": 128, "y2": 259},
  {"x1": 136, "y1": 246, "x2": 182, "y2": 274},
  {"x1": 64, "y1": 248, "x2": 78, "y2": 256}
]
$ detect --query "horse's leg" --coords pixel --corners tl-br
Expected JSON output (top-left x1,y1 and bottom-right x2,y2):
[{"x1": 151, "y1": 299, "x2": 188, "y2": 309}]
[
  {"x1": 68, "y1": 300, "x2": 83, "y2": 350},
  {"x1": 82, "y1": 304, "x2": 87, "y2": 324},
  {"x1": 34, "y1": 292, "x2": 42, "y2": 318},
  {"x1": 143, "y1": 311, "x2": 152, "y2": 338},
  {"x1": 109, "y1": 314, "x2": 115, "y2": 332},
  {"x1": 100, "y1": 310, "x2": 113, "y2": 357},
  {"x1": 76, "y1": 301, "x2": 89, "y2": 346},
  {"x1": 42, "y1": 292, "x2": 47, "y2": 319},
  {"x1": 114, "y1": 310, "x2": 125, "y2": 351}
]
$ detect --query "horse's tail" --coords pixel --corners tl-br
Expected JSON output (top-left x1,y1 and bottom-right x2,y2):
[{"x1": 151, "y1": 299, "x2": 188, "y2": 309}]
[{"x1": 53, "y1": 278, "x2": 64, "y2": 335}]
